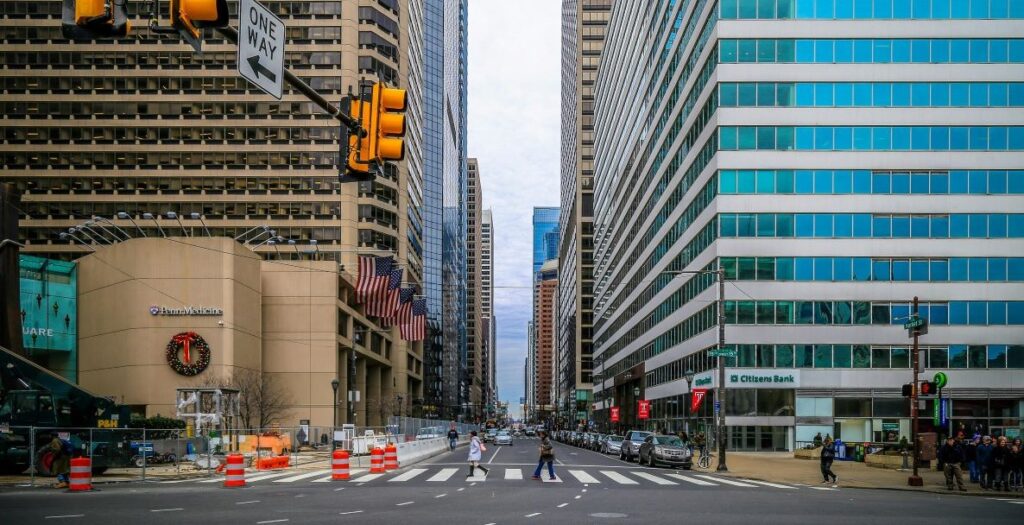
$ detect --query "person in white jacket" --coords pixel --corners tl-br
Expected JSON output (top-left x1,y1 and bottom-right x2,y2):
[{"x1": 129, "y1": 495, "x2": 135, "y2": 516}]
[{"x1": 467, "y1": 431, "x2": 490, "y2": 478}]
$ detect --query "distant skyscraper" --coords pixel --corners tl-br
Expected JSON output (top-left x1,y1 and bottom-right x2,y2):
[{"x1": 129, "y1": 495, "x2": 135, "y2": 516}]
[
  {"x1": 466, "y1": 158, "x2": 484, "y2": 418},
  {"x1": 533, "y1": 207, "x2": 560, "y2": 274},
  {"x1": 481, "y1": 209, "x2": 496, "y2": 408},
  {"x1": 532, "y1": 259, "x2": 558, "y2": 422}
]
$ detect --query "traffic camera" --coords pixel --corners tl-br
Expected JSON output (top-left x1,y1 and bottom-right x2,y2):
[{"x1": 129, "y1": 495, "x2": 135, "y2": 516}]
[{"x1": 61, "y1": 0, "x2": 131, "y2": 39}]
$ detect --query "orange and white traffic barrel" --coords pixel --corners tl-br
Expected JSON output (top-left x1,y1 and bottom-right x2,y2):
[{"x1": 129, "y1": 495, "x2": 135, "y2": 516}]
[
  {"x1": 369, "y1": 447, "x2": 385, "y2": 473},
  {"x1": 331, "y1": 450, "x2": 350, "y2": 480},
  {"x1": 68, "y1": 457, "x2": 92, "y2": 492},
  {"x1": 384, "y1": 444, "x2": 398, "y2": 471},
  {"x1": 224, "y1": 454, "x2": 245, "y2": 488}
]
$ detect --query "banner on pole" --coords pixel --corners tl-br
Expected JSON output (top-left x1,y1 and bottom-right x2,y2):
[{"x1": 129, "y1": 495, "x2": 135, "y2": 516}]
[
  {"x1": 691, "y1": 388, "x2": 708, "y2": 413},
  {"x1": 638, "y1": 400, "x2": 651, "y2": 420}
]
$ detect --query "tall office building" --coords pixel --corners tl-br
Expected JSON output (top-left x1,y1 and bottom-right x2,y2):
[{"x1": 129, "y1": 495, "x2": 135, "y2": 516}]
[
  {"x1": 0, "y1": 0, "x2": 478, "y2": 422},
  {"x1": 592, "y1": 2, "x2": 1024, "y2": 449},
  {"x1": 533, "y1": 259, "x2": 558, "y2": 422},
  {"x1": 532, "y1": 207, "x2": 560, "y2": 274},
  {"x1": 466, "y1": 158, "x2": 484, "y2": 418},
  {"x1": 413, "y1": 0, "x2": 468, "y2": 420},
  {"x1": 481, "y1": 209, "x2": 496, "y2": 409},
  {"x1": 558, "y1": 0, "x2": 613, "y2": 429}
]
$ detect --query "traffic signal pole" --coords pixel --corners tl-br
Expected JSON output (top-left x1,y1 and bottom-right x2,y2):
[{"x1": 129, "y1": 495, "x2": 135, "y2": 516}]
[
  {"x1": 214, "y1": 27, "x2": 361, "y2": 131},
  {"x1": 908, "y1": 296, "x2": 923, "y2": 486}
]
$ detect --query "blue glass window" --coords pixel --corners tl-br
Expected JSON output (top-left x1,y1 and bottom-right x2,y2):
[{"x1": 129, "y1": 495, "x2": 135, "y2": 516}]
[
  {"x1": 795, "y1": 170, "x2": 814, "y2": 193},
  {"x1": 719, "y1": 171, "x2": 737, "y2": 193},
  {"x1": 815, "y1": 258, "x2": 834, "y2": 280},
  {"x1": 721, "y1": 214, "x2": 737, "y2": 237},
  {"x1": 1009, "y1": 302, "x2": 1024, "y2": 324},
  {"x1": 854, "y1": 127, "x2": 872, "y2": 150},
  {"x1": 950, "y1": 214, "x2": 969, "y2": 238},
  {"x1": 1012, "y1": 259, "x2": 1024, "y2": 281},
  {"x1": 892, "y1": 259, "x2": 910, "y2": 281},
  {"x1": 891, "y1": 172, "x2": 910, "y2": 193},
  {"x1": 950, "y1": 171, "x2": 969, "y2": 193},
  {"x1": 853, "y1": 214, "x2": 872, "y2": 237},
  {"x1": 989, "y1": 258, "x2": 1008, "y2": 281},
  {"x1": 834, "y1": 214, "x2": 853, "y2": 237},
  {"x1": 991, "y1": 171, "x2": 1008, "y2": 193},
  {"x1": 968, "y1": 301, "x2": 987, "y2": 325},
  {"x1": 969, "y1": 258, "x2": 987, "y2": 281},
  {"x1": 757, "y1": 213, "x2": 776, "y2": 237},
  {"x1": 834, "y1": 257, "x2": 853, "y2": 280},
  {"x1": 911, "y1": 173, "x2": 929, "y2": 194},
  {"x1": 738, "y1": 170, "x2": 756, "y2": 193},
  {"x1": 931, "y1": 172, "x2": 949, "y2": 193},
  {"x1": 814, "y1": 170, "x2": 832, "y2": 193},
  {"x1": 950, "y1": 302, "x2": 968, "y2": 324},
  {"x1": 873, "y1": 215, "x2": 892, "y2": 237},
  {"x1": 892, "y1": 215, "x2": 910, "y2": 237},
  {"x1": 795, "y1": 214, "x2": 814, "y2": 237},
  {"x1": 776, "y1": 257, "x2": 794, "y2": 280},
  {"x1": 931, "y1": 259, "x2": 949, "y2": 281},
  {"x1": 796, "y1": 127, "x2": 814, "y2": 149},
  {"x1": 795, "y1": 258, "x2": 814, "y2": 281},
  {"x1": 853, "y1": 258, "x2": 871, "y2": 281},
  {"x1": 756, "y1": 170, "x2": 775, "y2": 193},
  {"x1": 873, "y1": 259, "x2": 891, "y2": 281},
  {"x1": 910, "y1": 215, "x2": 930, "y2": 237},
  {"x1": 990, "y1": 302, "x2": 1008, "y2": 325},
  {"x1": 872, "y1": 172, "x2": 891, "y2": 193},
  {"x1": 853, "y1": 83, "x2": 872, "y2": 106},
  {"x1": 835, "y1": 83, "x2": 853, "y2": 106},
  {"x1": 738, "y1": 214, "x2": 756, "y2": 236},
  {"x1": 990, "y1": 214, "x2": 1008, "y2": 238},
  {"x1": 950, "y1": 258, "x2": 968, "y2": 281},
  {"x1": 776, "y1": 170, "x2": 795, "y2": 193},
  {"x1": 835, "y1": 170, "x2": 853, "y2": 193},
  {"x1": 931, "y1": 214, "x2": 949, "y2": 237},
  {"x1": 853, "y1": 170, "x2": 872, "y2": 193},
  {"x1": 968, "y1": 214, "x2": 988, "y2": 237}
]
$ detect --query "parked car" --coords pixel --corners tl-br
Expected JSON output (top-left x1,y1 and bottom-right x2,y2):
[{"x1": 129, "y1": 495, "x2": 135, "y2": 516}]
[
  {"x1": 415, "y1": 426, "x2": 444, "y2": 440},
  {"x1": 638, "y1": 434, "x2": 693, "y2": 469},
  {"x1": 619, "y1": 430, "x2": 653, "y2": 462},
  {"x1": 601, "y1": 435, "x2": 624, "y2": 455},
  {"x1": 483, "y1": 428, "x2": 499, "y2": 443},
  {"x1": 591, "y1": 434, "x2": 606, "y2": 451},
  {"x1": 494, "y1": 429, "x2": 513, "y2": 446}
]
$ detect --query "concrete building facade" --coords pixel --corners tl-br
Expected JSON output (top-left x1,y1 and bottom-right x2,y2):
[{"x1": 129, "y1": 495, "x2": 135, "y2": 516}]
[
  {"x1": 466, "y1": 158, "x2": 484, "y2": 418},
  {"x1": 481, "y1": 209, "x2": 496, "y2": 409},
  {"x1": 592, "y1": 1, "x2": 1024, "y2": 449},
  {"x1": 533, "y1": 259, "x2": 559, "y2": 421}
]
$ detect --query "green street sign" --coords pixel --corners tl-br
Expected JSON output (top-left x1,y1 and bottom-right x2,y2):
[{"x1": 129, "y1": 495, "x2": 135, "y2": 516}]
[
  {"x1": 708, "y1": 349, "x2": 737, "y2": 358},
  {"x1": 904, "y1": 317, "x2": 926, "y2": 329},
  {"x1": 933, "y1": 372, "x2": 948, "y2": 389}
]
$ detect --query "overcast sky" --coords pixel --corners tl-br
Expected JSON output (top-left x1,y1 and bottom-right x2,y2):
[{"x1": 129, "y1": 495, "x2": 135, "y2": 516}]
[{"x1": 467, "y1": 0, "x2": 561, "y2": 419}]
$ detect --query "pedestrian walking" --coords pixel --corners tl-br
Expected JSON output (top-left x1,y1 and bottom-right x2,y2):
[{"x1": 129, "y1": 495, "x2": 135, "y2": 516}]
[
  {"x1": 964, "y1": 435, "x2": 979, "y2": 483},
  {"x1": 992, "y1": 436, "x2": 1011, "y2": 491},
  {"x1": 977, "y1": 435, "x2": 995, "y2": 489},
  {"x1": 46, "y1": 432, "x2": 71, "y2": 489},
  {"x1": 813, "y1": 432, "x2": 823, "y2": 448},
  {"x1": 938, "y1": 436, "x2": 967, "y2": 491},
  {"x1": 694, "y1": 432, "x2": 707, "y2": 457},
  {"x1": 1009, "y1": 439, "x2": 1023, "y2": 491},
  {"x1": 447, "y1": 425, "x2": 459, "y2": 452},
  {"x1": 532, "y1": 430, "x2": 555, "y2": 481},
  {"x1": 820, "y1": 436, "x2": 838, "y2": 487},
  {"x1": 466, "y1": 431, "x2": 489, "y2": 478}
]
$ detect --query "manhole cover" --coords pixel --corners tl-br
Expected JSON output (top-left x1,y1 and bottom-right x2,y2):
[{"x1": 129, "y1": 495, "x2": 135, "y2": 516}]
[{"x1": 589, "y1": 513, "x2": 628, "y2": 519}]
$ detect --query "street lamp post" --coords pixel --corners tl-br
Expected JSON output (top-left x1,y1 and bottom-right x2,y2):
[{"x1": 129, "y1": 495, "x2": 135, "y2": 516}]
[
  {"x1": 330, "y1": 378, "x2": 340, "y2": 452},
  {"x1": 632, "y1": 386, "x2": 640, "y2": 429},
  {"x1": 683, "y1": 368, "x2": 695, "y2": 434}
]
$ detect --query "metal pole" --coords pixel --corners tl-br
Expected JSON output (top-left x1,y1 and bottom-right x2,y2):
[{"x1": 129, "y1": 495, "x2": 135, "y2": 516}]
[
  {"x1": 29, "y1": 426, "x2": 35, "y2": 487},
  {"x1": 908, "y1": 296, "x2": 923, "y2": 486},
  {"x1": 142, "y1": 427, "x2": 147, "y2": 482},
  {"x1": 716, "y1": 268, "x2": 728, "y2": 472}
]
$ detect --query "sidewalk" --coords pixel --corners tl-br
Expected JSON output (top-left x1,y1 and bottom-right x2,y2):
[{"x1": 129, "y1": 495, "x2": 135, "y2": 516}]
[{"x1": 708, "y1": 451, "x2": 1024, "y2": 498}]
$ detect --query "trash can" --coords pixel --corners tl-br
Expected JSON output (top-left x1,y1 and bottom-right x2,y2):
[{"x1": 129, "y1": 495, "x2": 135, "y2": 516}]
[
  {"x1": 835, "y1": 440, "x2": 846, "y2": 460},
  {"x1": 854, "y1": 444, "x2": 864, "y2": 462}
]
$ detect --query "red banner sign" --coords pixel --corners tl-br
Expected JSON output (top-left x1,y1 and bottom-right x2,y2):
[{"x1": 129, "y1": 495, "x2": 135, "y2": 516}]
[
  {"x1": 691, "y1": 388, "x2": 708, "y2": 413},
  {"x1": 638, "y1": 399, "x2": 651, "y2": 420},
  {"x1": 610, "y1": 406, "x2": 620, "y2": 423}
]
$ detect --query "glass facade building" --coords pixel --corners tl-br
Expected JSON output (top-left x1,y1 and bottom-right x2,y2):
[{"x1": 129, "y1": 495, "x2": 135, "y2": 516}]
[
  {"x1": 591, "y1": 0, "x2": 1023, "y2": 449},
  {"x1": 533, "y1": 207, "x2": 561, "y2": 274}
]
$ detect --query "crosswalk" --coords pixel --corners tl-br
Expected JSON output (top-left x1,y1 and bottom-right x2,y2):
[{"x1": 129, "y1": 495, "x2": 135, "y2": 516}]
[{"x1": 164, "y1": 467, "x2": 804, "y2": 490}]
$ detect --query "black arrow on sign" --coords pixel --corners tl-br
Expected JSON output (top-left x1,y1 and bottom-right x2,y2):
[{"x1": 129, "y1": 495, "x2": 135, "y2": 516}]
[{"x1": 247, "y1": 55, "x2": 277, "y2": 82}]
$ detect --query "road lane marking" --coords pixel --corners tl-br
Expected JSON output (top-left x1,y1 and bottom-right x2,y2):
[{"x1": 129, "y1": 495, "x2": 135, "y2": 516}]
[
  {"x1": 505, "y1": 468, "x2": 523, "y2": 480},
  {"x1": 274, "y1": 470, "x2": 331, "y2": 483},
  {"x1": 45, "y1": 515, "x2": 84, "y2": 519},
  {"x1": 435, "y1": 493, "x2": 447, "y2": 498},
  {"x1": 338, "y1": 511, "x2": 363, "y2": 515},
  {"x1": 240, "y1": 472, "x2": 297, "y2": 483},
  {"x1": 236, "y1": 501, "x2": 260, "y2": 505},
  {"x1": 739, "y1": 479, "x2": 796, "y2": 489},
  {"x1": 151, "y1": 508, "x2": 184, "y2": 512},
  {"x1": 428, "y1": 468, "x2": 460, "y2": 481},
  {"x1": 389, "y1": 468, "x2": 428, "y2": 482},
  {"x1": 396, "y1": 501, "x2": 414, "y2": 506},
  {"x1": 663, "y1": 473, "x2": 717, "y2": 486},
  {"x1": 568, "y1": 470, "x2": 600, "y2": 484},
  {"x1": 557, "y1": 503, "x2": 568, "y2": 508},
  {"x1": 694, "y1": 475, "x2": 757, "y2": 487},
  {"x1": 457, "y1": 487, "x2": 465, "y2": 491},
  {"x1": 808, "y1": 486, "x2": 838, "y2": 491},
  {"x1": 487, "y1": 447, "x2": 502, "y2": 464},
  {"x1": 630, "y1": 472, "x2": 677, "y2": 485},
  {"x1": 256, "y1": 520, "x2": 289, "y2": 524},
  {"x1": 600, "y1": 470, "x2": 638, "y2": 485},
  {"x1": 574, "y1": 495, "x2": 581, "y2": 500},
  {"x1": 466, "y1": 472, "x2": 487, "y2": 482},
  {"x1": 313, "y1": 468, "x2": 365, "y2": 482},
  {"x1": 334, "y1": 487, "x2": 346, "y2": 492},
  {"x1": 525, "y1": 513, "x2": 542, "y2": 518},
  {"x1": 351, "y1": 473, "x2": 385, "y2": 483}
]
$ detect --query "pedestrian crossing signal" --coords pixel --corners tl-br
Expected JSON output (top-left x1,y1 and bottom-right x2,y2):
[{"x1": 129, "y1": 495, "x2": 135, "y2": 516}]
[
  {"x1": 901, "y1": 383, "x2": 914, "y2": 397},
  {"x1": 919, "y1": 381, "x2": 938, "y2": 396},
  {"x1": 61, "y1": 0, "x2": 131, "y2": 39}
]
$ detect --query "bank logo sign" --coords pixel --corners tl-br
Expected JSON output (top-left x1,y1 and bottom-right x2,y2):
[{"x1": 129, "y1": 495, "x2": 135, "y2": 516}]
[
  {"x1": 727, "y1": 369, "x2": 800, "y2": 388},
  {"x1": 150, "y1": 305, "x2": 223, "y2": 316}
]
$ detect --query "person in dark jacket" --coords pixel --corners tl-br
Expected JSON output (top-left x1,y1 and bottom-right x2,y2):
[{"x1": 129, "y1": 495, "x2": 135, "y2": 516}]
[
  {"x1": 938, "y1": 436, "x2": 967, "y2": 491},
  {"x1": 977, "y1": 436, "x2": 995, "y2": 489},
  {"x1": 964, "y1": 436, "x2": 979, "y2": 483},
  {"x1": 991, "y1": 436, "x2": 1011, "y2": 491},
  {"x1": 1009, "y1": 440, "x2": 1023, "y2": 491},
  {"x1": 820, "y1": 437, "x2": 838, "y2": 486}
]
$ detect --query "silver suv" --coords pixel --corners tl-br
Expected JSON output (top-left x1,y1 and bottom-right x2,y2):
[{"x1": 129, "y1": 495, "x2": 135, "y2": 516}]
[{"x1": 619, "y1": 430, "x2": 653, "y2": 462}]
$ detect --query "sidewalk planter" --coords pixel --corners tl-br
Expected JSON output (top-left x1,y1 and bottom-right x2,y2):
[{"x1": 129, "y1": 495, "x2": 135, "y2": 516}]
[
  {"x1": 865, "y1": 452, "x2": 905, "y2": 470},
  {"x1": 794, "y1": 447, "x2": 820, "y2": 460}
]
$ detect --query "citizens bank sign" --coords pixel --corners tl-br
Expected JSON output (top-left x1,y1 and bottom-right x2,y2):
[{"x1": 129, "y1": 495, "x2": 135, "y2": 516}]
[
  {"x1": 689, "y1": 369, "x2": 801, "y2": 389},
  {"x1": 149, "y1": 305, "x2": 223, "y2": 317}
]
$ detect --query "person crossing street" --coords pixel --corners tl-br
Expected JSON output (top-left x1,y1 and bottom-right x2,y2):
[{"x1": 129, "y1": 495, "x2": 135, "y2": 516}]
[
  {"x1": 466, "y1": 431, "x2": 489, "y2": 478},
  {"x1": 447, "y1": 426, "x2": 459, "y2": 452},
  {"x1": 532, "y1": 430, "x2": 556, "y2": 481}
]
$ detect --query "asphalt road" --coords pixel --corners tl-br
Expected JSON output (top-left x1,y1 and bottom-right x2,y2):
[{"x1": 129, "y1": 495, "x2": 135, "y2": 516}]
[{"x1": 1, "y1": 437, "x2": 1020, "y2": 524}]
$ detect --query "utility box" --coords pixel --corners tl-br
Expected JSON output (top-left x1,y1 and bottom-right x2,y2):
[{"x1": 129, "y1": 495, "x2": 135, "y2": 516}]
[{"x1": 919, "y1": 432, "x2": 937, "y2": 461}]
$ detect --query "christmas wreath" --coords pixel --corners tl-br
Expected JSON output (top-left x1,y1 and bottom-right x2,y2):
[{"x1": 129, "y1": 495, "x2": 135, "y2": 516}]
[{"x1": 166, "y1": 331, "x2": 211, "y2": 376}]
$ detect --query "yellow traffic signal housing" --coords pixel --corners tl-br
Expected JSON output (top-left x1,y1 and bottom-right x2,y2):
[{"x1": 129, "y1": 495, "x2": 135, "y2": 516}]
[
  {"x1": 371, "y1": 84, "x2": 407, "y2": 161},
  {"x1": 346, "y1": 97, "x2": 374, "y2": 175},
  {"x1": 170, "y1": 0, "x2": 230, "y2": 51},
  {"x1": 61, "y1": 0, "x2": 131, "y2": 39}
]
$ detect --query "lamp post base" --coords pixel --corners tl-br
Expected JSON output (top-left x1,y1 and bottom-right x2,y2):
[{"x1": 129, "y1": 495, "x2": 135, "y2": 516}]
[{"x1": 907, "y1": 475, "x2": 923, "y2": 486}]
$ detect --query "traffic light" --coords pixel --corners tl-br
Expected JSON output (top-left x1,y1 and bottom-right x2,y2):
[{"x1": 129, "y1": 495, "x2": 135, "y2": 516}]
[
  {"x1": 344, "y1": 96, "x2": 374, "y2": 177},
  {"x1": 170, "y1": 0, "x2": 230, "y2": 51},
  {"x1": 919, "y1": 381, "x2": 939, "y2": 396},
  {"x1": 61, "y1": 0, "x2": 131, "y2": 39},
  {"x1": 901, "y1": 383, "x2": 914, "y2": 397},
  {"x1": 371, "y1": 83, "x2": 407, "y2": 161}
]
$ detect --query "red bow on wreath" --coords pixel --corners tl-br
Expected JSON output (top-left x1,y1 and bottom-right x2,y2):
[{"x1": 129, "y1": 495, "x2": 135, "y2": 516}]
[{"x1": 172, "y1": 332, "x2": 198, "y2": 363}]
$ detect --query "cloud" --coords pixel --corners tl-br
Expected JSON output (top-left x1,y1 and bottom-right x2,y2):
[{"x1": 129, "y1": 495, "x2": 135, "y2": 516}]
[{"x1": 468, "y1": 0, "x2": 561, "y2": 417}]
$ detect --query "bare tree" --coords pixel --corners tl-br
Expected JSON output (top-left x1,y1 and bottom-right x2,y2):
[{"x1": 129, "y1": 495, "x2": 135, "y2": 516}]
[{"x1": 195, "y1": 369, "x2": 292, "y2": 430}]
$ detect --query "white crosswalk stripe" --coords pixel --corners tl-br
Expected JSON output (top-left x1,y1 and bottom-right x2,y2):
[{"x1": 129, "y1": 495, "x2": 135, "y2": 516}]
[
  {"x1": 542, "y1": 475, "x2": 562, "y2": 483},
  {"x1": 274, "y1": 470, "x2": 331, "y2": 483},
  {"x1": 427, "y1": 468, "x2": 459, "y2": 482},
  {"x1": 601, "y1": 470, "x2": 639, "y2": 485},
  {"x1": 694, "y1": 475, "x2": 758, "y2": 487},
  {"x1": 389, "y1": 468, "x2": 428, "y2": 482},
  {"x1": 630, "y1": 472, "x2": 677, "y2": 485},
  {"x1": 663, "y1": 473, "x2": 718, "y2": 486},
  {"x1": 352, "y1": 473, "x2": 386, "y2": 483},
  {"x1": 739, "y1": 479, "x2": 796, "y2": 489},
  {"x1": 568, "y1": 470, "x2": 601, "y2": 484},
  {"x1": 505, "y1": 468, "x2": 523, "y2": 480}
]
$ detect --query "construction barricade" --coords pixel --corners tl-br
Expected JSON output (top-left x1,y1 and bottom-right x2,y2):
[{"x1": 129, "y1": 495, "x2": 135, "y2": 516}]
[
  {"x1": 331, "y1": 450, "x2": 350, "y2": 480},
  {"x1": 384, "y1": 444, "x2": 398, "y2": 471},
  {"x1": 69, "y1": 457, "x2": 92, "y2": 492},
  {"x1": 369, "y1": 447, "x2": 385, "y2": 473},
  {"x1": 224, "y1": 454, "x2": 245, "y2": 488}
]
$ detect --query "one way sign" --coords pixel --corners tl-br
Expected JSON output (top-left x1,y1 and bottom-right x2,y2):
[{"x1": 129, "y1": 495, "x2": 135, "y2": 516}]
[{"x1": 238, "y1": 0, "x2": 284, "y2": 99}]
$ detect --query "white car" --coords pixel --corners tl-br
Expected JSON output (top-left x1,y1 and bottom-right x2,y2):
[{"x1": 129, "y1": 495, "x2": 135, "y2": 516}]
[
  {"x1": 415, "y1": 426, "x2": 443, "y2": 440},
  {"x1": 494, "y1": 430, "x2": 513, "y2": 446}
]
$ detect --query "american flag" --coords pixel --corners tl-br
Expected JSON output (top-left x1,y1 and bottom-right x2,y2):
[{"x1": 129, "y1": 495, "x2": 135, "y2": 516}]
[
  {"x1": 401, "y1": 298, "x2": 427, "y2": 341},
  {"x1": 381, "y1": 287, "x2": 415, "y2": 327},
  {"x1": 357, "y1": 256, "x2": 393, "y2": 304},
  {"x1": 367, "y1": 267, "x2": 403, "y2": 318}
]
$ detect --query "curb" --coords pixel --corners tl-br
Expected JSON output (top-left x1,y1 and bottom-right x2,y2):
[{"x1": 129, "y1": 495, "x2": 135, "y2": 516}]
[{"x1": 718, "y1": 470, "x2": 1024, "y2": 498}]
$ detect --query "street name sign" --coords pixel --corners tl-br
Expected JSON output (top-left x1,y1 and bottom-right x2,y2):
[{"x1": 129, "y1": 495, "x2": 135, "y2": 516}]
[
  {"x1": 708, "y1": 348, "x2": 737, "y2": 358},
  {"x1": 904, "y1": 316, "x2": 926, "y2": 329},
  {"x1": 238, "y1": 0, "x2": 284, "y2": 99}
]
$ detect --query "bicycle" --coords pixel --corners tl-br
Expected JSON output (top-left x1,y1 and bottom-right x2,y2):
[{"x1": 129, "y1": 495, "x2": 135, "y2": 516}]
[{"x1": 697, "y1": 447, "x2": 712, "y2": 469}]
